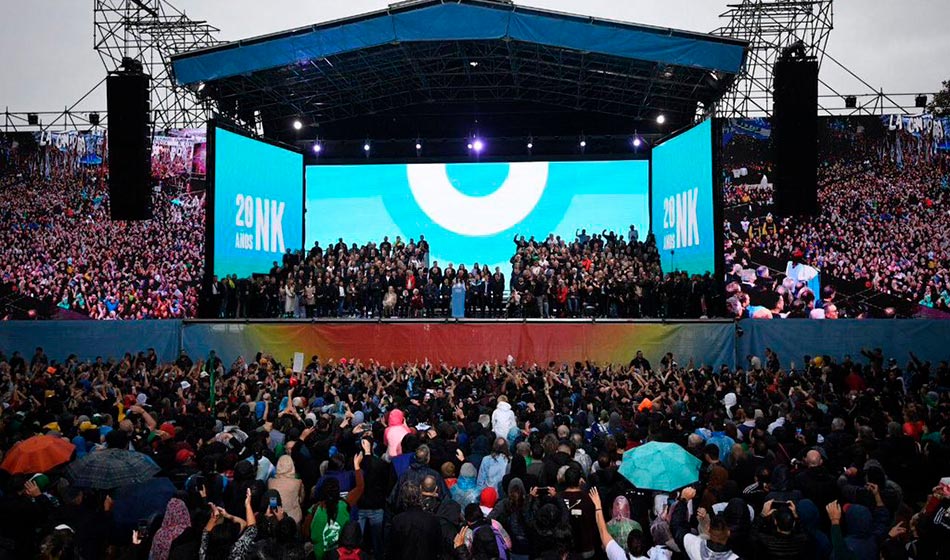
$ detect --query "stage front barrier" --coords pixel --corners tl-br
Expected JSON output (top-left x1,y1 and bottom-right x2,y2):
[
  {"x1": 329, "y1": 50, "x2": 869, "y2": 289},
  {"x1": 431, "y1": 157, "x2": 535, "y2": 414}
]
[
  {"x1": 2, "y1": 319, "x2": 950, "y2": 371},
  {"x1": 737, "y1": 319, "x2": 950, "y2": 369},
  {"x1": 180, "y1": 321, "x2": 736, "y2": 370},
  {"x1": 0, "y1": 320, "x2": 182, "y2": 363}
]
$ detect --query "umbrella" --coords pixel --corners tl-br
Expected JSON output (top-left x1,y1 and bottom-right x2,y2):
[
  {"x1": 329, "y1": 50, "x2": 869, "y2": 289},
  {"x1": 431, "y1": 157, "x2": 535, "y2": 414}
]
[
  {"x1": 618, "y1": 441, "x2": 701, "y2": 493},
  {"x1": 66, "y1": 448, "x2": 160, "y2": 489},
  {"x1": 112, "y1": 477, "x2": 176, "y2": 530},
  {"x1": 1, "y1": 435, "x2": 75, "y2": 474}
]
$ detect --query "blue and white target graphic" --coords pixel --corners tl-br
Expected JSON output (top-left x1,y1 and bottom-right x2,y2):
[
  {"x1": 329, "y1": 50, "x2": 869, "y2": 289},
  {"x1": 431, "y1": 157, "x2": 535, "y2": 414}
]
[{"x1": 305, "y1": 160, "x2": 649, "y2": 273}]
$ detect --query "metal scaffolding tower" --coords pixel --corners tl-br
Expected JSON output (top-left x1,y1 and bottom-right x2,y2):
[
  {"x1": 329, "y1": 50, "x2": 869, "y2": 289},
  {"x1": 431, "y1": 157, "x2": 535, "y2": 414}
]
[
  {"x1": 714, "y1": 0, "x2": 833, "y2": 117},
  {"x1": 93, "y1": 0, "x2": 221, "y2": 129}
]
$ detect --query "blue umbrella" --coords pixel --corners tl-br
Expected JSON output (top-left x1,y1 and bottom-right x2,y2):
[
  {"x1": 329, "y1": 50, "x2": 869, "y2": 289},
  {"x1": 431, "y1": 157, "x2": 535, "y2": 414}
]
[
  {"x1": 66, "y1": 448, "x2": 159, "y2": 489},
  {"x1": 618, "y1": 441, "x2": 701, "y2": 492},
  {"x1": 112, "y1": 477, "x2": 176, "y2": 530}
]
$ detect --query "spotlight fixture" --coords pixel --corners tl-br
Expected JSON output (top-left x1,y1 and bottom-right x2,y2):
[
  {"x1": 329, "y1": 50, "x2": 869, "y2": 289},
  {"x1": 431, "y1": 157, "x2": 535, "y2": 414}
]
[
  {"x1": 527, "y1": 142, "x2": 533, "y2": 149},
  {"x1": 527, "y1": 136, "x2": 534, "y2": 151},
  {"x1": 656, "y1": 114, "x2": 666, "y2": 125},
  {"x1": 363, "y1": 142, "x2": 371, "y2": 152},
  {"x1": 467, "y1": 142, "x2": 473, "y2": 150},
  {"x1": 88, "y1": 112, "x2": 100, "y2": 126},
  {"x1": 844, "y1": 95, "x2": 857, "y2": 109},
  {"x1": 915, "y1": 95, "x2": 928, "y2": 108},
  {"x1": 197, "y1": 82, "x2": 206, "y2": 92},
  {"x1": 27, "y1": 113, "x2": 39, "y2": 126},
  {"x1": 472, "y1": 139, "x2": 484, "y2": 153},
  {"x1": 632, "y1": 136, "x2": 642, "y2": 148},
  {"x1": 292, "y1": 119, "x2": 303, "y2": 130},
  {"x1": 415, "y1": 142, "x2": 422, "y2": 151},
  {"x1": 312, "y1": 142, "x2": 322, "y2": 154}
]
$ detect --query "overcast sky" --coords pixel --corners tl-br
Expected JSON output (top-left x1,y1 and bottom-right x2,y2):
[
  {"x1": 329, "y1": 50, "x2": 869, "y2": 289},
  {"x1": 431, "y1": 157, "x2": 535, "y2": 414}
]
[{"x1": 1, "y1": 0, "x2": 948, "y2": 113}]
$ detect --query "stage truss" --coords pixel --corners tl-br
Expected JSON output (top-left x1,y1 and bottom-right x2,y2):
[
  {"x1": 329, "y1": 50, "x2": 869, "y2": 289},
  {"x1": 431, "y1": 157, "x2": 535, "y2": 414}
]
[
  {"x1": 93, "y1": 0, "x2": 221, "y2": 130},
  {"x1": 714, "y1": 0, "x2": 834, "y2": 117}
]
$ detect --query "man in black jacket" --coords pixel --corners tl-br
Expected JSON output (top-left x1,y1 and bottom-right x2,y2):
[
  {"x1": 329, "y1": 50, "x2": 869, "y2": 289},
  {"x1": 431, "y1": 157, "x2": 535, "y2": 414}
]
[
  {"x1": 356, "y1": 436, "x2": 396, "y2": 560},
  {"x1": 389, "y1": 444, "x2": 449, "y2": 513},
  {"x1": 388, "y1": 483, "x2": 443, "y2": 560},
  {"x1": 793, "y1": 450, "x2": 837, "y2": 508}
]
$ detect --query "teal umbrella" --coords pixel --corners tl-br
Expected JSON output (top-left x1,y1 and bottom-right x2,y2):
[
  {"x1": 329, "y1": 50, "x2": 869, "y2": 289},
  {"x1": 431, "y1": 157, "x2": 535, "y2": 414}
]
[{"x1": 618, "y1": 441, "x2": 701, "y2": 492}]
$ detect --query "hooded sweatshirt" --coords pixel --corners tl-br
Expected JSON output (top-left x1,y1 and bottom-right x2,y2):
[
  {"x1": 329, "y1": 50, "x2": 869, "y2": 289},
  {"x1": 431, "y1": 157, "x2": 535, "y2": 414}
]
[
  {"x1": 834, "y1": 503, "x2": 888, "y2": 560},
  {"x1": 451, "y1": 463, "x2": 480, "y2": 508},
  {"x1": 384, "y1": 409, "x2": 412, "y2": 458},
  {"x1": 492, "y1": 401, "x2": 517, "y2": 440},
  {"x1": 683, "y1": 534, "x2": 739, "y2": 560}
]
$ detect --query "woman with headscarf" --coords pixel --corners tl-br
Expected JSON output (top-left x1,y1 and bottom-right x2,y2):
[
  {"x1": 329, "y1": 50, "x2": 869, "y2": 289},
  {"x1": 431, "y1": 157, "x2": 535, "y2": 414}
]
[
  {"x1": 384, "y1": 409, "x2": 412, "y2": 459},
  {"x1": 452, "y1": 463, "x2": 480, "y2": 508},
  {"x1": 606, "y1": 495, "x2": 642, "y2": 556},
  {"x1": 268, "y1": 455, "x2": 304, "y2": 524},
  {"x1": 149, "y1": 498, "x2": 193, "y2": 560}
]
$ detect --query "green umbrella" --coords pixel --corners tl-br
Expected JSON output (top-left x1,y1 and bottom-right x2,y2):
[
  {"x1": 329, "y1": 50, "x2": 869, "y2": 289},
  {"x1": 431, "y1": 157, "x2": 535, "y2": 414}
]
[{"x1": 618, "y1": 441, "x2": 701, "y2": 492}]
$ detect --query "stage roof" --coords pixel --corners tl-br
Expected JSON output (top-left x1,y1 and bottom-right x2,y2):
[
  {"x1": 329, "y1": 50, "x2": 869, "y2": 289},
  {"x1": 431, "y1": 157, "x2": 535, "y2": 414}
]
[{"x1": 171, "y1": 0, "x2": 748, "y2": 140}]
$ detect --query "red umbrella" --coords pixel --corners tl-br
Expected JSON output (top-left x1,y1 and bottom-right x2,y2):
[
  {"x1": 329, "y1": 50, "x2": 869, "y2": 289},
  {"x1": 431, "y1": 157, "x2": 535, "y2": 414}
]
[{"x1": 1, "y1": 435, "x2": 75, "y2": 474}]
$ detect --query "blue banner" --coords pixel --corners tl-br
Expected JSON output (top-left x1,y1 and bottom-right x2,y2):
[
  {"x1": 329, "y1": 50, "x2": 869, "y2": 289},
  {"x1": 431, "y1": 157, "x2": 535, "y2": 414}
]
[
  {"x1": 722, "y1": 118, "x2": 771, "y2": 147},
  {"x1": 882, "y1": 113, "x2": 950, "y2": 151}
]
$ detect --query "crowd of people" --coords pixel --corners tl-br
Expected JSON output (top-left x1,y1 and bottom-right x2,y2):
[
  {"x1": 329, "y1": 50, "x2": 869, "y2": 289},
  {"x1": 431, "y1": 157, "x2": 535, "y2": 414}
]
[
  {"x1": 210, "y1": 235, "x2": 443, "y2": 319},
  {"x1": 212, "y1": 231, "x2": 719, "y2": 321},
  {"x1": 0, "y1": 164, "x2": 204, "y2": 320},
  {"x1": 721, "y1": 118, "x2": 950, "y2": 317},
  {"x1": 507, "y1": 230, "x2": 716, "y2": 319},
  {"x1": 0, "y1": 342, "x2": 948, "y2": 560},
  {"x1": 749, "y1": 159, "x2": 950, "y2": 312}
]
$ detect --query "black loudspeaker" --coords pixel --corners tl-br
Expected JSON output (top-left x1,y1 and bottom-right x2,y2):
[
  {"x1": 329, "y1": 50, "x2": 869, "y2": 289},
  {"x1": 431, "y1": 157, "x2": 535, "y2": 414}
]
[
  {"x1": 107, "y1": 71, "x2": 152, "y2": 220},
  {"x1": 773, "y1": 56, "x2": 819, "y2": 216}
]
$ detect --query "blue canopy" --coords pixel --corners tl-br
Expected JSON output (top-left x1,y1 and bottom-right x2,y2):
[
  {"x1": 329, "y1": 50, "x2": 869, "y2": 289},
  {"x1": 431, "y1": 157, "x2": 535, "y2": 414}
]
[{"x1": 171, "y1": 1, "x2": 746, "y2": 86}]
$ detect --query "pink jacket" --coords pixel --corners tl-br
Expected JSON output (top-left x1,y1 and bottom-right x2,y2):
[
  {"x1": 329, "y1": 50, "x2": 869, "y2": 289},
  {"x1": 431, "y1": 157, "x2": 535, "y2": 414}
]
[{"x1": 384, "y1": 408, "x2": 412, "y2": 458}]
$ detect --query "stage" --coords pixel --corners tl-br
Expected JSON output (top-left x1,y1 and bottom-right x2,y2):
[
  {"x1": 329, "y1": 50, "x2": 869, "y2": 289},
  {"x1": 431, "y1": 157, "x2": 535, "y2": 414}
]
[{"x1": 3, "y1": 319, "x2": 949, "y2": 370}]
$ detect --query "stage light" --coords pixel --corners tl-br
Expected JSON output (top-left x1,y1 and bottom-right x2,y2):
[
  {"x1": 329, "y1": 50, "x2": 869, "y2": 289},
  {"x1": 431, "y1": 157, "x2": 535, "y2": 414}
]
[
  {"x1": 27, "y1": 113, "x2": 38, "y2": 126},
  {"x1": 415, "y1": 142, "x2": 422, "y2": 150},
  {"x1": 844, "y1": 95, "x2": 857, "y2": 109},
  {"x1": 197, "y1": 82, "x2": 206, "y2": 92},
  {"x1": 467, "y1": 142, "x2": 473, "y2": 150},
  {"x1": 363, "y1": 142, "x2": 371, "y2": 152},
  {"x1": 469, "y1": 61, "x2": 479, "y2": 67},
  {"x1": 579, "y1": 140, "x2": 587, "y2": 148},
  {"x1": 656, "y1": 114, "x2": 666, "y2": 125},
  {"x1": 633, "y1": 137, "x2": 642, "y2": 148},
  {"x1": 312, "y1": 142, "x2": 322, "y2": 154},
  {"x1": 527, "y1": 142, "x2": 533, "y2": 149},
  {"x1": 472, "y1": 139, "x2": 484, "y2": 153},
  {"x1": 915, "y1": 95, "x2": 928, "y2": 108},
  {"x1": 292, "y1": 119, "x2": 303, "y2": 130},
  {"x1": 88, "y1": 113, "x2": 100, "y2": 126}
]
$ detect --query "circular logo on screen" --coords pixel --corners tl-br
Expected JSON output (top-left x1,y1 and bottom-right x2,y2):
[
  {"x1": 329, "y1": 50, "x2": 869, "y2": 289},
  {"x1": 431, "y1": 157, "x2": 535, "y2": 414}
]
[{"x1": 406, "y1": 162, "x2": 549, "y2": 236}]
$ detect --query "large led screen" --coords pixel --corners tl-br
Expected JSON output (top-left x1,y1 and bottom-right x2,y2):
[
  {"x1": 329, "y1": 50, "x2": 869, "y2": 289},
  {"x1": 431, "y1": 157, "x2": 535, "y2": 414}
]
[
  {"x1": 306, "y1": 160, "x2": 649, "y2": 274},
  {"x1": 651, "y1": 119, "x2": 716, "y2": 275},
  {"x1": 211, "y1": 126, "x2": 304, "y2": 278}
]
